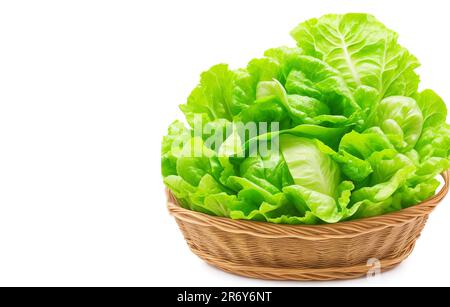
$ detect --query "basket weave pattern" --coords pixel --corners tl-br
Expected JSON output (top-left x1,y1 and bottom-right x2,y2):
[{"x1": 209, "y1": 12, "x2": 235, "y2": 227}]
[{"x1": 167, "y1": 171, "x2": 449, "y2": 281}]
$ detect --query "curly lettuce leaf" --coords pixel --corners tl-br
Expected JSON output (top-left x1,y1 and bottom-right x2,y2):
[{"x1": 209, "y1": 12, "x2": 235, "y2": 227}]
[
  {"x1": 239, "y1": 153, "x2": 293, "y2": 194},
  {"x1": 315, "y1": 139, "x2": 373, "y2": 182},
  {"x1": 339, "y1": 127, "x2": 394, "y2": 159},
  {"x1": 188, "y1": 175, "x2": 235, "y2": 217},
  {"x1": 415, "y1": 89, "x2": 447, "y2": 129},
  {"x1": 161, "y1": 120, "x2": 191, "y2": 177},
  {"x1": 280, "y1": 135, "x2": 341, "y2": 197},
  {"x1": 291, "y1": 13, "x2": 420, "y2": 98},
  {"x1": 175, "y1": 136, "x2": 220, "y2": 186},
  {"x1": 351, "y1": 165, "x2": 416, "y2": 203},
  {"x1": 396, "y1": 178, "x2": 441, "y2": 208},
  {"x1": 367, "y1": 96, "x2": 423, "y2": 151},
  {"x1": 180, "y1": 64, "x2": 256, "y2": 126},
  {"x1": 350, "y1": 197, "x2": 401, "y2": 220}
]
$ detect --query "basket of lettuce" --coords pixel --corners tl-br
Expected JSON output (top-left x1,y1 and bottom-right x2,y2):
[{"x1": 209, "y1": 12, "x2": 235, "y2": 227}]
[{"x1": 162, "y1": 13, "x2": 450, "y2": 280}]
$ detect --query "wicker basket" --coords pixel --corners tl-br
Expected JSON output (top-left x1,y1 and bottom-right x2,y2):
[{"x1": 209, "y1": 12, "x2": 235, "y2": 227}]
[{"x1": 166, "y1": 171, "x2": 449, "y2": 281}]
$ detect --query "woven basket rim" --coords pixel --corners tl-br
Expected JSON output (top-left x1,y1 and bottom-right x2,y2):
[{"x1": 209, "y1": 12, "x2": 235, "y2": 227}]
[{"x1": 167, "y1": 171, "x2": 449, "y2": 239}]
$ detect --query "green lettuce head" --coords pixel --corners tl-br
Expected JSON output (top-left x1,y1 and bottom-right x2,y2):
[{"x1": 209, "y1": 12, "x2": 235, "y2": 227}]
[{"x1": 161, "y1": 13, "x2": 450, "y2": 224}]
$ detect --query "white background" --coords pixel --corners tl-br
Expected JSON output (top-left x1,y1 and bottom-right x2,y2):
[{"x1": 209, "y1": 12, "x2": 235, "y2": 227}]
[{"x1": 0, "y1": 0, "x2": 449, "y2": 287}]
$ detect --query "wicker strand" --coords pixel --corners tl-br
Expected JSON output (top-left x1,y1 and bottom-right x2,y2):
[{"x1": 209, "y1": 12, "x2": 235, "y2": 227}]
[{"x1": 194, "y1": 241, "x2": 416, "y2": 281}]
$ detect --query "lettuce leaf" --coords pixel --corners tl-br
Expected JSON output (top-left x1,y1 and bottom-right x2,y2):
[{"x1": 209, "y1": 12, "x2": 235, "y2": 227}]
[
  {"x1": 367, "y1": 96, "x2": 423, "y2": 151},
  {"x1": 291, "y1": 13, "x2": 420, "y2": 98}
]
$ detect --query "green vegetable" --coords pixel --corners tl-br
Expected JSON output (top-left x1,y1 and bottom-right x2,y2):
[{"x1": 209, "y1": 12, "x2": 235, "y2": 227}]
[
  {"x1": 280, "y1": 135, "x2": 341, "y2": 197},
  {"x1": 161, "y1": 13, "x2": 450, "y2": 224},
  {"x1": 291, "y1": 13, "x2": 420, "y2": 98},
  {"x1": 367, "y1": 96, "x2": 423, "y2": 151}
]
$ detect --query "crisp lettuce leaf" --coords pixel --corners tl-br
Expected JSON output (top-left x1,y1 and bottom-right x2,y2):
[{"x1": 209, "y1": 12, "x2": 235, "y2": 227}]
[
  {"x1": 396, "y1": 178, "x2": 441, "y2": 208},
  {"x1": 280, "y1": 135, "x2": 341, "y2": 197},
  {"x1": 415, "y1": 123, "x2": 450, "y2": 161},
  {"x1": 339, "y1": 127, "x2": 394, "y2": 159},
  {"x1": 315, "y1": 139, "x2": 373, "y2": 182},
  {"x1": 176, "y1": 137, "x2": 219, "y2": 186},
  {"x1": 161, "y1": 121, "x2": 191, "y2": 177},
  {"x1": 367, "y1": 96, "x2": 423, "y2": 151},
  {"x1": 291, "y1": 13, "x2": 420, "y2": 98},
  {"x1": 180, "y1": 64, "x2": 255, "y2": 126},
  {"x1": 239, "y1": 153, "x2": 293, "y2": 194},
  {"x1": 351, "y1": 165, "x2": 416, "y2": 203},
  {"x1": 415, "y1": 89, "x2": 447, "y2": 129},
  {"x1": 283, "y1": 182, "x2": 355, "y2": 223}
]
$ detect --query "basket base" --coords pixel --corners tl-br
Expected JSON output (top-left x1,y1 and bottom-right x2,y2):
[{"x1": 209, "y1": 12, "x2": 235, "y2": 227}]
[{"x1": 189, "y1": 242, "x2": 416, "y2": 281}]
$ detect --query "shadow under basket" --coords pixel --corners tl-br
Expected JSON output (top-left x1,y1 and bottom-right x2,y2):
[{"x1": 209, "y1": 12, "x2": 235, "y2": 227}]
[{"x1": 166, "y1": 171, "x2": 449, "y2": 281}]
